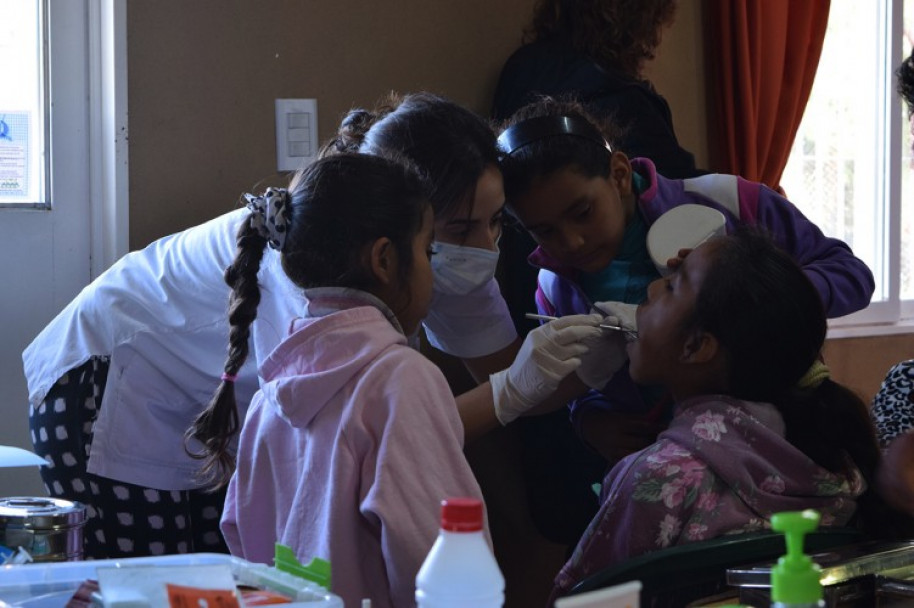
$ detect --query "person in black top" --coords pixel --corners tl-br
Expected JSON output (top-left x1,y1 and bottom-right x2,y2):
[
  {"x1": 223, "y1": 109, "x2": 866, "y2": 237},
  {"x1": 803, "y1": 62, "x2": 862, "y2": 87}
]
[
  {"x1": 491, "y1": 0, "x2": 705, "y2": 549},
  {"x1": 493, "y1": 0, "x2": 699, "y2": 179}
]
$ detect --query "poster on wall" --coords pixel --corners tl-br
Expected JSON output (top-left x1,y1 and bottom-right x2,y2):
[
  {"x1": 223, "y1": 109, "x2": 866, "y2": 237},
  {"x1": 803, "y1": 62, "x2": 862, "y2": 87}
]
[{"x1": 0, "y1": 112, "x2": 29, "y2": 200}]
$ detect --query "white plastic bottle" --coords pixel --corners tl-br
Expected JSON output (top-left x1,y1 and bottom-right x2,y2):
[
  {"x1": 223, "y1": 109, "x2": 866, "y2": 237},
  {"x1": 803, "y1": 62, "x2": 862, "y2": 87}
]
[{"x1": 415, "y1": 497, "x2": 504, "y2": 608}]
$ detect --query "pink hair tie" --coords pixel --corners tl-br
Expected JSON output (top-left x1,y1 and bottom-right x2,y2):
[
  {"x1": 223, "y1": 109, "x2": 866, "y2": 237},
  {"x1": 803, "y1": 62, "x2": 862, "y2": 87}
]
[{"x1": 221, "y1": 372, "x2": 238, "y2": 383}]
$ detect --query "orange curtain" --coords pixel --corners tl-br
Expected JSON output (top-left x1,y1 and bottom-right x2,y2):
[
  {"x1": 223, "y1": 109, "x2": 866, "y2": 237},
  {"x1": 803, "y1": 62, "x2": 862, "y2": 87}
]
[{"x1": 707, "y1": 0, "x2": 830, "y2": 190}]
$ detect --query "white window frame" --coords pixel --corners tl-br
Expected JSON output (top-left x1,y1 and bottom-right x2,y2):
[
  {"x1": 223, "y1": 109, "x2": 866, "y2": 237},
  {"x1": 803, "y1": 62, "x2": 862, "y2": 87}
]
[
  {"x1": 89, "y1": 0, "x2": 130, "y2": 275},
  {"x1": 824, "y1": 0, "x2": 910, "y2": 338}
]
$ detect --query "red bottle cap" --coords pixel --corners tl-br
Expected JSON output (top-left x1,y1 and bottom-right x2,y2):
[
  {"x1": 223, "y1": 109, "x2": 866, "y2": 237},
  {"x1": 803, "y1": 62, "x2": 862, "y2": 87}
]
[{"x1": 440, "y1": 497, "x2": 483, "y2": 532}]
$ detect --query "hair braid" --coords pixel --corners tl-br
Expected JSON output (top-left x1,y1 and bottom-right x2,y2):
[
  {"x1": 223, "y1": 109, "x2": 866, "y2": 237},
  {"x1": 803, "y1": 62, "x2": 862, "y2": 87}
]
[{"x1": 185, "y1": 221, "x2": 266, "y2": 489}]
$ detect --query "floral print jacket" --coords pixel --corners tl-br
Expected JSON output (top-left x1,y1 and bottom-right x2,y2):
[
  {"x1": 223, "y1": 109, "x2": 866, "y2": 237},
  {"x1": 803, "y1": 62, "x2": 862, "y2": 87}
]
[{"x1": 551, "y1": 395, "x2": 864, "y2": 601}]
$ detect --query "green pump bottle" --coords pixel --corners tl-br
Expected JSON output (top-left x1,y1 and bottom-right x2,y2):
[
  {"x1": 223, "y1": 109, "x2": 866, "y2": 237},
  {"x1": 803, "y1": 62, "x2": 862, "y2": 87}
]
[{"x1": 770, "y1": 510, "x2": 825, "y2": 608}]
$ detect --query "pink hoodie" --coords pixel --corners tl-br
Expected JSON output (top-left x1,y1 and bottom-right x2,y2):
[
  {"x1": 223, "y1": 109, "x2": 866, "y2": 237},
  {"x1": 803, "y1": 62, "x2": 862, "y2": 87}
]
[{"x1": 222, "y1": 290, "x2": 486, "y2": 608}]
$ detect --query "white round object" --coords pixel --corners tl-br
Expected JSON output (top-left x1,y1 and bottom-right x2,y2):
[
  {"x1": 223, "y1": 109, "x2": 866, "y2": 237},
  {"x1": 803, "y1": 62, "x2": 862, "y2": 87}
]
[{"x1": 646, "y1": 204, "x2": 727, "y2": 275}]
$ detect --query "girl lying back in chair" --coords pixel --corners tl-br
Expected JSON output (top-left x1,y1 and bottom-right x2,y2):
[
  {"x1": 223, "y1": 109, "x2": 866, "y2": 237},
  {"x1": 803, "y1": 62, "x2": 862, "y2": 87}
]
[{"x1": 550, "y1": 228, "x2": 914, "y2": 604}]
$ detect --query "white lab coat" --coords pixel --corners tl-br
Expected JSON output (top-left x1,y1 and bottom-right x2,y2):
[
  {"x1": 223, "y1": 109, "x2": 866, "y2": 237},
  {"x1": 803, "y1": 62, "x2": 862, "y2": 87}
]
[
  {"x1": 22, "y1": 208, "x2": 517, "y2": 491},
  {"x1": 22, "y1": 209, "x2": 302, "y2": 490}
]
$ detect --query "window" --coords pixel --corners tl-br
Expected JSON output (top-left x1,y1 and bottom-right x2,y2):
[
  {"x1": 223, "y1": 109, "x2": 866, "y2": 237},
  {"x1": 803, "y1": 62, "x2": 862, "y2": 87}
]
[
  {"x1": 781, "y1": 0, "x2": 912, "y2": 335},
  {"x1": 0, "y1": 0, "x2": 129, "y2": 273},
  {"x1": 0, "y1": 0, "x2": 47, "y2": 207},
  {"x1": 0, "y1": 0, "x2": 127, "y2": 496}
]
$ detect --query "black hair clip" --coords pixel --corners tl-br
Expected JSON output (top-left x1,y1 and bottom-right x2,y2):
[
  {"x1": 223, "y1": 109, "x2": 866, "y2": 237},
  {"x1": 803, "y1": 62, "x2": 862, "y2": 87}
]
[{"x1": 496, "y1": 115, "x2": 611, "y2": 156}]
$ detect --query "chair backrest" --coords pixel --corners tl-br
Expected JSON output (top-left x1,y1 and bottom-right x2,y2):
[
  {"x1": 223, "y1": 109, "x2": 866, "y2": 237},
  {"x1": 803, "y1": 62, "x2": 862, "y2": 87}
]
[{"x1": 568, "y1": 527, "x2": 866, "y2": 608}]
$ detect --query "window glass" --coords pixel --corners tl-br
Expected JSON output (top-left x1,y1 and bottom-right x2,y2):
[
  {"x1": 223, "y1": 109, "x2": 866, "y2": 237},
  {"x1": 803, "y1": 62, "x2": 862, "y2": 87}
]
[
  {"x1": 0, "y1": 0, "x2": 45, "y2": 206},
  {"x1": 781, "y1": 2, "x2": 884, "y2": 300},
  {"x1": 782, "y1": 0, "x2": 913, "y2": 321}
]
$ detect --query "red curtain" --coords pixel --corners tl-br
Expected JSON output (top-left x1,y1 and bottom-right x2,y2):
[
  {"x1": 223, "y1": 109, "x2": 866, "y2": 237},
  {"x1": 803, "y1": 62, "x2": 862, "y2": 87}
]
[{"x1": 707, "y1": 0, "x2": 830, "y2": 190}]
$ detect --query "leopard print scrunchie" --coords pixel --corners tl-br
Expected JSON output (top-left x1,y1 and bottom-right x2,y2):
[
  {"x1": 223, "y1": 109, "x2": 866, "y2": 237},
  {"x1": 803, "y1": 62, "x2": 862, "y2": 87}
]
[{"x1": 244, "y1": 187, "x2": 291, "y2": 251}]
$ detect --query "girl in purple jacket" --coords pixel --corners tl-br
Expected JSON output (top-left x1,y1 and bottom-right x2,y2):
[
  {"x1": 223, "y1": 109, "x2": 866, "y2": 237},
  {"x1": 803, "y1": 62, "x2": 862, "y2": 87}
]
[
  {"x1": 550, "y1": 229, "x2": 912, "y2": 602},
  {"x1": 497, "y1": 98, "x2": 874, "y2": 322},
  {"x1": 493, "y1": 97, "x2": 876, "y2": 548}
]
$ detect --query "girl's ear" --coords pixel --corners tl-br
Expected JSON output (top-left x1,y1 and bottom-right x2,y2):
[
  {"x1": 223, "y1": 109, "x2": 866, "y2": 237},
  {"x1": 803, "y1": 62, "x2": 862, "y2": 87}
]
[
  {"x1": 680, "y1": 329, "x2": 720, "y2": 365},
  {"x1": 609, "y1": 150, "x2": 633, "y2": 197},
  {"x1": 369, "y1": 237, "x2": 397, "y2": 285}
]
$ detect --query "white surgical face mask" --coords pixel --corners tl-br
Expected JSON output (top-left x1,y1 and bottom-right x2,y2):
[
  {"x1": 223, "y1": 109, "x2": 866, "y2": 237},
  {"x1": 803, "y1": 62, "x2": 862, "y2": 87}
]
[{"x1": 431, "y1": 241, "x2": 500, "y2": 296}]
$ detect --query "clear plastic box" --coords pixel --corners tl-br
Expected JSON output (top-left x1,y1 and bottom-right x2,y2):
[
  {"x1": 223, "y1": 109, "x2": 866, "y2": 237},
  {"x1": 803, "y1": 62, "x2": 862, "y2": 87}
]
[{"x1": 0, "y1": 552, "x2": 343, "y2": 607}]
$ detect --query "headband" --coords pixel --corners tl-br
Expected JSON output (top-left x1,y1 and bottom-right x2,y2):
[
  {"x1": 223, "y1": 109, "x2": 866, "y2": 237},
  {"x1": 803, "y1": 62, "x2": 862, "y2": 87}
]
[
  {"x1": 243, "y1": 187, "x2": 292, "y2": 251},
  {"x1": 496, "y1": 115, "x2": 612, "y2": 156}
]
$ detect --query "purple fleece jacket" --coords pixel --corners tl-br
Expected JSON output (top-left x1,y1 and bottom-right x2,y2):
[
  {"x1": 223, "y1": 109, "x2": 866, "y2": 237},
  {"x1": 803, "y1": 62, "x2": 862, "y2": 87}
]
[{"x1": 533, "y1": 157, "x2": 875, "y2": 320}]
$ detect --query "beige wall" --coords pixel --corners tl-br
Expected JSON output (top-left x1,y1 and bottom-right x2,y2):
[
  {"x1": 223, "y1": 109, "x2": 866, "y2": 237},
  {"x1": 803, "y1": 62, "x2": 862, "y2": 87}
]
[
  {"x1": 127, "y1": 0, "x2": 538, "y2": 246},
  {"x1": 823, "y1": 335, "x2": 912, "y2": 403},
  {"x1": 126, "y1": 0, "x2": 712, "y2": 247},
  {"x1": 646, "y1": 0, "x2": 709, "y2": 169},
  {"x1": 126, "y1": 1, "x2": 909, "y2": 402}
]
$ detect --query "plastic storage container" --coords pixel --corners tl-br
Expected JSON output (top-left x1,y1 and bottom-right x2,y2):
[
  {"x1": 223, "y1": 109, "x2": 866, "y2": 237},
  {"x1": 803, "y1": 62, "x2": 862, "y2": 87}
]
[
  {"x1": 728, "y1": 539, "x2": 914, "y2": 607},
  {"x1": 415, "y1": 497, "x2": 504, "y2": 608},
  {"x1": 0, "y1": 552, "x2": 343, "y2": 607}
]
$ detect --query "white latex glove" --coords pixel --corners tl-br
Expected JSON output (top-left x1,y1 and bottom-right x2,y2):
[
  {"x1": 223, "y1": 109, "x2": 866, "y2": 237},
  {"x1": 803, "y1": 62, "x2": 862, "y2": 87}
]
[
  {"x1": 490, "y1": 313, "x2": 603, "y2": 425},
  {"x1": 571, "y1": 301, "x2": 639, "y2": 390},
  {"x1": 575, "y1": 330, "x2": 629, "y2": 390},
  {"x1": 592, "y1": 301, "x2": 639, "y2": 340}
]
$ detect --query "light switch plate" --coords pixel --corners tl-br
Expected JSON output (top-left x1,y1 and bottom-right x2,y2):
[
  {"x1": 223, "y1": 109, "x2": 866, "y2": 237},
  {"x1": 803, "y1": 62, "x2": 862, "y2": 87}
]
[{"x1": 275, "y1": 98, "x2": 318, "y2": 172}]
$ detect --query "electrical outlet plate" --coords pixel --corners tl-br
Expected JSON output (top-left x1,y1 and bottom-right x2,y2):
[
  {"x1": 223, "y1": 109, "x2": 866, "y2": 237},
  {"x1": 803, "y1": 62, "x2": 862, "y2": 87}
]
[{"x1": 275, "y1": 99, "x2": 318, "y2": 172}]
